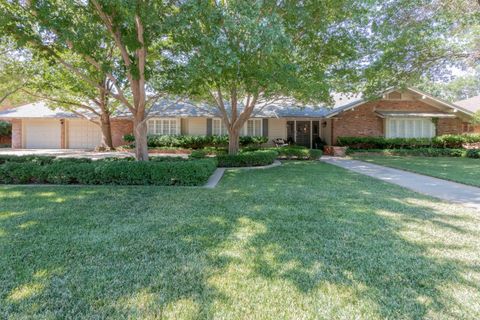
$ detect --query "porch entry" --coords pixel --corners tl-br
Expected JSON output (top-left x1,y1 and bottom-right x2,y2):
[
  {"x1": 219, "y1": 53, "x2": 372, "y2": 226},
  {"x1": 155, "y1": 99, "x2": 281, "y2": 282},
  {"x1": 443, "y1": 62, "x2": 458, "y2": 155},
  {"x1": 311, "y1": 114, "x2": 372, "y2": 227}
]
[{"x1": 287, "y1": 120, "x2": 321, "y2": 148}]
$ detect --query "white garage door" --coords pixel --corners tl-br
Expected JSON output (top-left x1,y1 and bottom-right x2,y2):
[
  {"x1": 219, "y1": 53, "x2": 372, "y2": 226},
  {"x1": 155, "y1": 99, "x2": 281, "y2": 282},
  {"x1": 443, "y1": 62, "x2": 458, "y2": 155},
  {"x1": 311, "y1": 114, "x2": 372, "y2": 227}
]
[
  {"x1": 68, "y1": 120, "x2": 102, "y2": 149},
  {"x1": 25, "y1": 120, "x2": 61, "y2": 149}
]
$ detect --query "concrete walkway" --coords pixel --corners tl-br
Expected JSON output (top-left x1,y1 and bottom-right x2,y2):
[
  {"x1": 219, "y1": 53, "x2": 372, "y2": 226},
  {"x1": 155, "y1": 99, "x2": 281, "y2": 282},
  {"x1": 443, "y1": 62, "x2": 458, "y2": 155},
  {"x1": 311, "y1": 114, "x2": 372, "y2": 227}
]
[{"x1": 321, "y1": 156, "x2": 480, "y2": 210}]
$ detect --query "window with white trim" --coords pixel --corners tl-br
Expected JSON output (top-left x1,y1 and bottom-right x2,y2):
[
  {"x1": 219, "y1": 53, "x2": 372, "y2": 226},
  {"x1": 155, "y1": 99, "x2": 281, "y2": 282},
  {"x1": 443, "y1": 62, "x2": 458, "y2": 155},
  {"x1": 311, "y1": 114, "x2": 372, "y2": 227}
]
[
  {"x1": 242, "y1": 119, "x2": 262, "y2": 136},
  {"x1": 386, "y1": 118, "x2": 435, "y2": 138},
  {"x1": 147, "y1": 118, "x2": 179, "y2": 135},
  {"x1": 212, "y1": 118, "x2": 262, "y2": 136},
  {"x1": 212, "y1": 118, "x2": 228, "y2": 135}
]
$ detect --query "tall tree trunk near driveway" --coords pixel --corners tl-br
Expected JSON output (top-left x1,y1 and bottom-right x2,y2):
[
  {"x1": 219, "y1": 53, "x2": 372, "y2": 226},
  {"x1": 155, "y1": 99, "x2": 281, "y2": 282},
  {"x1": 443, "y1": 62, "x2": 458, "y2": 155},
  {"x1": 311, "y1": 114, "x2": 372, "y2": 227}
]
[{"x1": 99, "y1": 113, "x2": 114, "y2": 149}]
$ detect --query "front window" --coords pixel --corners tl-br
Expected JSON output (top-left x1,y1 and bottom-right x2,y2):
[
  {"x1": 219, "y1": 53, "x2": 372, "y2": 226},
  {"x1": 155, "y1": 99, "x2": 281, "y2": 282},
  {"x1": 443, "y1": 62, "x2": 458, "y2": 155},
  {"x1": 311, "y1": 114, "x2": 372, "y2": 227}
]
[
  {"x1": 386, "y1": 118, "x2": 435, "y2": 138},
  {"x1": 147, "y1": 118, "x2": 179, "y2": 135},
  {"x1": 212, "y1": 118, "x2": 227, "y2": 135},
  {"x1": 244, "y1": 119, "x2": 262, "y2": 136}
]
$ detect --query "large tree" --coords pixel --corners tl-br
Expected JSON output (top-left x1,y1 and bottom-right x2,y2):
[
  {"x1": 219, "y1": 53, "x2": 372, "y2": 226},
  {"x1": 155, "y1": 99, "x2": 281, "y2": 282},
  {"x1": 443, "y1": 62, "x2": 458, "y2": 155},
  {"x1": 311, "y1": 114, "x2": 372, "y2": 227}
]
[
  {"x1": 0, "y1": 46, "x2": 121, "y2": 149},
  {"x1": 0, "y1": 1, "x2": 174, "y2": 160},
  {"x1": 26, "y1": 57, "x2": 121, "y2": 149},
  {"x1": 169, "y1": 0, "x2": 372, "y2": 154},
  {"x1": 0, "y1": 39, "x2": 36, "y2": 107},
  {"x1": 416, "y1": 70, "x2": 480, "y2": 102},
  {"x1": 364, "y1": 0, "x2": 480, "y2": 95}
]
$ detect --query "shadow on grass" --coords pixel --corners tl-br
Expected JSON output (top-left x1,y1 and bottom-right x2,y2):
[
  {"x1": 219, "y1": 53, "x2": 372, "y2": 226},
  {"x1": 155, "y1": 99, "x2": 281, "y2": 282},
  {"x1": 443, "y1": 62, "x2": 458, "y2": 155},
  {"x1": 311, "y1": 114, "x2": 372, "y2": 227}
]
[{"x1": 0, "y1": 161, "x2": 479, "y2": 319}]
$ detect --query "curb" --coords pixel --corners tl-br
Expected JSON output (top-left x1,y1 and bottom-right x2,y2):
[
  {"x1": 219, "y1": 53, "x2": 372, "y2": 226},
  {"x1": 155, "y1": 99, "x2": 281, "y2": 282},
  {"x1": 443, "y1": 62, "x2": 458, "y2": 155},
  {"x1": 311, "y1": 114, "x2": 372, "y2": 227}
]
[{"x1": 203, "y1": 160, "x2": 282, "y2": 188}]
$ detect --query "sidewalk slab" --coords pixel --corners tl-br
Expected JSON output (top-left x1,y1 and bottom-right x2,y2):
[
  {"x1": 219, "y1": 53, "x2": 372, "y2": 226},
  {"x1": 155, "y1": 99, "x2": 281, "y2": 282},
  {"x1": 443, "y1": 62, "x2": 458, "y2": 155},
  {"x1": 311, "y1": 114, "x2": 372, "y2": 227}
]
[{"x1": 321, "y1": 156, "x2": 480, "y2": 210}]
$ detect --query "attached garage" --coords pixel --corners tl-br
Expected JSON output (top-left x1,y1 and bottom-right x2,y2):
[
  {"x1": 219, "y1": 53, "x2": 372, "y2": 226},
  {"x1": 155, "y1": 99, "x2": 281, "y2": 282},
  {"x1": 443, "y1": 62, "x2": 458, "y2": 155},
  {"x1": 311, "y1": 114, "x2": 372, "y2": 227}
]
[
  {"x1": 24, "y1": 119, "x2": 61, "y2": 149},
  {"x1": 67, "y1": 120, "x2": 102, "y2": 149}
]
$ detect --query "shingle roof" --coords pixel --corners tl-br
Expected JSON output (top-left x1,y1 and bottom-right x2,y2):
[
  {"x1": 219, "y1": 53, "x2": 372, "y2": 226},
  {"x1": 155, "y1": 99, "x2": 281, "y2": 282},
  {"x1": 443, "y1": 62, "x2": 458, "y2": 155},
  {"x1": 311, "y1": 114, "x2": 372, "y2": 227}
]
[
  {"x1": 0, "y1": 96, "x2": 366, "y2": 120},
  {"x1": 148, "y1": 94, "x2": 364, "y2": 118},
  {"x1": 455, "y1": 96, "x2": 480, "y2": 113},
  {"x1": 0, "y1": 101, "x2": 77, "y2": 118}
]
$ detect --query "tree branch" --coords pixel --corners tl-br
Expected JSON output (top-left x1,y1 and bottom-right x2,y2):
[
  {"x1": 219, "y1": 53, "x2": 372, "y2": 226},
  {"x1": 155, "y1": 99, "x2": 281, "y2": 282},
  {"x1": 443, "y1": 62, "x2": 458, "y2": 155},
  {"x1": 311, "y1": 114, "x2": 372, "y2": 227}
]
[{"x1": 21, "y1": 89, "x2": 101, "y2": 117}]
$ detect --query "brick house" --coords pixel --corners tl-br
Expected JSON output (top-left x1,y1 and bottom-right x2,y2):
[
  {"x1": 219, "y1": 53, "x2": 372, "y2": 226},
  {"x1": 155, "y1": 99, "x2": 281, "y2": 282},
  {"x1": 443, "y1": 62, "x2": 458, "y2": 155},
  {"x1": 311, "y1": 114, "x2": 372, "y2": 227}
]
[{"x1": 0, "y1": 87, "x2": 477, "y2": 149}]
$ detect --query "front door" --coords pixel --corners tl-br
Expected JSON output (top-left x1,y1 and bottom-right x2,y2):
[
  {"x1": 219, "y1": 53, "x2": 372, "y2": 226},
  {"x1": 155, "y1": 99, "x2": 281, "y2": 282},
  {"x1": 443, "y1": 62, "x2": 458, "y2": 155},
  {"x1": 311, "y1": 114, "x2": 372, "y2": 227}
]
[{"x1": 296, "y1": 121, "x2": 311, "y2": 148}]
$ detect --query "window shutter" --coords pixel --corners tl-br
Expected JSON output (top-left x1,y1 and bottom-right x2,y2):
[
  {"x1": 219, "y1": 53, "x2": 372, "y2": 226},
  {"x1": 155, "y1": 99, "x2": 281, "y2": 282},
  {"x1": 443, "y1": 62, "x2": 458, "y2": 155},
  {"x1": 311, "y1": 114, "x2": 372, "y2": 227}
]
[
  {"x1": 262, "y1": 119, "x2": 268, "y2": 137},
  {"x1": 206, "y1": 118, "x2": 212, "y2": 136}
]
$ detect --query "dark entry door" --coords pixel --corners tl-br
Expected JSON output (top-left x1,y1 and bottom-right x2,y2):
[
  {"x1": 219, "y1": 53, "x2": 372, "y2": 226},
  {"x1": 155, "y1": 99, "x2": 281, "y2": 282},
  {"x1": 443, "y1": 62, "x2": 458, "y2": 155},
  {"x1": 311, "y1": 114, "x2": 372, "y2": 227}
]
[{"x1": 296, "y1": 121, "x2": 311, "y2": 148}]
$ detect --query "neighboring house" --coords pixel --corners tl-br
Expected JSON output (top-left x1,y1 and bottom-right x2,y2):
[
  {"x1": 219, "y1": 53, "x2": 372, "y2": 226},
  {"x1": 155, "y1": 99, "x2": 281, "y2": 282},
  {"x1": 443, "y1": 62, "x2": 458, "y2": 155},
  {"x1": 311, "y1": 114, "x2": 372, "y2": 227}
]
[
  {"x1": 455, "y1": 95, "x2": 480, "y2": 133},
  {"x1": 0, "y1": 87, "x2": 476, "y2": 149}
]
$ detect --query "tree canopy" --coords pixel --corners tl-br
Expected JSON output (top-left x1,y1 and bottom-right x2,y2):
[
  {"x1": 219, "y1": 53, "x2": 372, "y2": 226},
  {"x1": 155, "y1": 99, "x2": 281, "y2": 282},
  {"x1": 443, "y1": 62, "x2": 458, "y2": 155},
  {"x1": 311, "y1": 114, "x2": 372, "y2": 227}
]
[
  {"x1": 365, "y1": 0, "x2": 480, "y2": 94},
  {"x1": 0, "y1": 0, "x2": 177, "y2": 160},
  {"x1": 167, "y1": 0, "x2": 374, "y2": 153}
]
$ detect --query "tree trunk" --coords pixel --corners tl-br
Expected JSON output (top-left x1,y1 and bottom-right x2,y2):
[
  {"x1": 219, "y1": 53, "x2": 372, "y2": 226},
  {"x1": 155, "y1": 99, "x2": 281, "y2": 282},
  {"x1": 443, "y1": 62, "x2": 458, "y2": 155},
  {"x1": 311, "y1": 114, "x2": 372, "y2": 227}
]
[
  {"x1": 133, "y1": 114, "x2": 149, "y2": 161},
  {"x1": 228, "y1": 129, "x2": 240, "y2": 155},
  {"x1": 99, "y1": 113, "x2": 114, "y2": 149}
]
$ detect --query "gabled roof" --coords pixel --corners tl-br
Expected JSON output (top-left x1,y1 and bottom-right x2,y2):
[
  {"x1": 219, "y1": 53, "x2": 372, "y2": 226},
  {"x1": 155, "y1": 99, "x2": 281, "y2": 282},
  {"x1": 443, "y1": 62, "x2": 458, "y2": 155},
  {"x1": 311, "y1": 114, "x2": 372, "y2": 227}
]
[
  {"x1": 455, "y1": 96, "x2": 480, "y2": 113},
  {"x1": 324, "y1": 87, "x2": 474, "y2": 118}
]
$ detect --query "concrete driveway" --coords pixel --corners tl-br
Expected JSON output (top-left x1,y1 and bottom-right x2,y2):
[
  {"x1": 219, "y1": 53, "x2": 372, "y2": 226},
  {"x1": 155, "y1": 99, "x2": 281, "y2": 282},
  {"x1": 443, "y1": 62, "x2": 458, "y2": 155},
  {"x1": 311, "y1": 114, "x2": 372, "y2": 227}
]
[
  {"x1": 0, "y1": 148, "x2": 135, "y2": 159},
  {"x1": 321, "y1": 156, "x2": 480, "y2": 211}
]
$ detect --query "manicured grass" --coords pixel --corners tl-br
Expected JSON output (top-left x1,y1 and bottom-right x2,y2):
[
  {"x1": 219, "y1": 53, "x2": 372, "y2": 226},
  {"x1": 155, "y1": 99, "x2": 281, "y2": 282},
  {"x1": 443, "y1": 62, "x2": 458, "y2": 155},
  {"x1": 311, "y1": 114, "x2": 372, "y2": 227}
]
[
  {"x1": 353, "y1": 155, "x2": 480, "y2": 187},
  {"x1": 1, "y1": 162, "x2": 479, "y2": 319}
]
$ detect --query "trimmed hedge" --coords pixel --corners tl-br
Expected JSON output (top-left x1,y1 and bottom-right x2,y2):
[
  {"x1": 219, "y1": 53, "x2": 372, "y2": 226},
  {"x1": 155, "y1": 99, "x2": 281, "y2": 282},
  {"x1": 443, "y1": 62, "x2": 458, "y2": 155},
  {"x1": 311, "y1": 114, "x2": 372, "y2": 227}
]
[
  {"x1": 124, "y1": 134, "x2": 269, "y2": 149},
  {"x1": 337, "y1": 134, "x2": 480, "y2": 150},
  {"x1": 350, "y1": 148, "x2": 473, "y2": 157},
  {"x1": 217, "y1": 150, "x2": 278, "y2": 167},
  {"x1": 0, "y1": 158, "x2": 217, "y2": 186},
  {"x1": 273, "y1": 146, "x2": 323, "y2": 160}
]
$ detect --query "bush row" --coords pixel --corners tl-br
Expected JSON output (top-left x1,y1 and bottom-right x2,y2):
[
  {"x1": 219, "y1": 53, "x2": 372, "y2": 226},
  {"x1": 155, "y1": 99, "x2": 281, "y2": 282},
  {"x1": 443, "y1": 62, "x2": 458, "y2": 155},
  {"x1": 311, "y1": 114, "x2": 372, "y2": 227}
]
[
  {"x1": 124, "y1": 134, "x2": 269, "y2": 149},
  {"x1": 272, "y1": 146, "x2": 323, "y2": 160},
  {"x1": 337, "y1": 134, "x2": 480, "y2": 149},
  {"x1": 216, "y1": 150, "x2": 278, "y2": 167},
  {"x1": 0, "y1": 158, "x2": 217, "y2": 186},
  {"x1": 351, "y1": 148, "x2": 480, "y2": 158},
  {"x1": 190, "y1": 146, "x2": 323, "y2": 165}
]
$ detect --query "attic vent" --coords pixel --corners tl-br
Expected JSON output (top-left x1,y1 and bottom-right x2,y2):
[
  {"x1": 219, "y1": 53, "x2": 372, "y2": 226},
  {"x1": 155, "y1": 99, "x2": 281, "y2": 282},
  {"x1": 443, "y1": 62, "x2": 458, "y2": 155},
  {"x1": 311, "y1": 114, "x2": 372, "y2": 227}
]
[{"x1": 387, "y1": 92, "x2": 402, "y2": 100}]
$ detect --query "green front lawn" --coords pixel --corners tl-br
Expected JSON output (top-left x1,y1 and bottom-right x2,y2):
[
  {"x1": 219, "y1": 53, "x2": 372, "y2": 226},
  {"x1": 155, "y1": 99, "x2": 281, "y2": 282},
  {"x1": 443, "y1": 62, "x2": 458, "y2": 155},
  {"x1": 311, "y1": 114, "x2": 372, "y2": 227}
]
[
  {"x1": 353, "y1": 155, "x2": 480, "y2": 187},
  {"x1": 1, "y1": 162, "x2": 479, "y2": 319}
]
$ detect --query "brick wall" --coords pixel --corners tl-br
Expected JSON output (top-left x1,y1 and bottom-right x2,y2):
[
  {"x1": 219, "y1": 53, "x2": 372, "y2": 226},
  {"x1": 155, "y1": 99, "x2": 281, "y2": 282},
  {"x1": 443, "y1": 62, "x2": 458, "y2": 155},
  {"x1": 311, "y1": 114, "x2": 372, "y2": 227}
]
[
  {"x1": 11, "y1": 119, "x2": 22, "y2": 149},
  {"x1": 437, "y1": 118, "x2": 463, "y2": 135},
  {"x1": 331, "y1": 99, "x2": 464, "y2": 144},
  {"x1": 111, "y1": 119, "x2": 133, "y2": 147}
]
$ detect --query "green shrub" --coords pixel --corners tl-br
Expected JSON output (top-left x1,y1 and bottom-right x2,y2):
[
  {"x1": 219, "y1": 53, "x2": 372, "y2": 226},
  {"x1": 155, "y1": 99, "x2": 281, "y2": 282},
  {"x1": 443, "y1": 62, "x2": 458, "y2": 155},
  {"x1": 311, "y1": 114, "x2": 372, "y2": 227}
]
[
  {"x1": 43, "y1": 162, "x2": 97, "y2": 184},
  {"x1": 0, "y1": 155, "x2": 55, "y2": 165},
  {"x1": 53, "y1": 157, "x2": 93, "y2": 164},
  {"x1": 308, "y1": 149, "x2": 323, "y2": 160},
  {"x1": 466, "y1": 149, "x2": 480, "y2": 158},
  {"x1": 0, "y1": 121, "x2": 11, "y2": 136},
  {"x1": 217, "y1": 150, "x2": 278, "y2": 167},
  {"x1": 0, "y1": 158, "x2": 217, "y2": 186},
  {"x1": 190, "y1": 150, "x2": 207, "y2": 159},
  {"x1": 123, "y1": 133, "x2": 135, "y2": 143},
  {"x1": 125, "y1": 134, "x2": 269, "y2": 149},
  {"x1": 0, "y1": 162, "x2": 43, "y2": 184},
  {"x1": 337, "y1": 134, "x2": 480, "y2": 150},
  {"x1": 351, "y1": 148, "x2": 467, "y2": 157},
  {"x1": 273, "y1": 146, "x2": 322, "y2": 159},
  {"x1": 150, "y1": 159, "x2": 218, "y2": 185}
]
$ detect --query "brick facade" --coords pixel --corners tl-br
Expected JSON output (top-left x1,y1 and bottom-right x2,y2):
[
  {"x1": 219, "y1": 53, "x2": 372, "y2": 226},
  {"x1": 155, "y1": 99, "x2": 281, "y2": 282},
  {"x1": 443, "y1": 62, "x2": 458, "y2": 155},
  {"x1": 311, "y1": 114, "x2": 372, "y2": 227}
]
[
  {"x1": 111, "y1": 119, "x2": 133, "y2": 147},
  {"x1": 331, "y1": 99, "x2": 468, "y2": 144},
  {"x1": 436, "y1": 118, "x2": 464, "y2": 135},
  {"x1": 11, "y1": 119, "x2": 22, "y2": 149}
]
